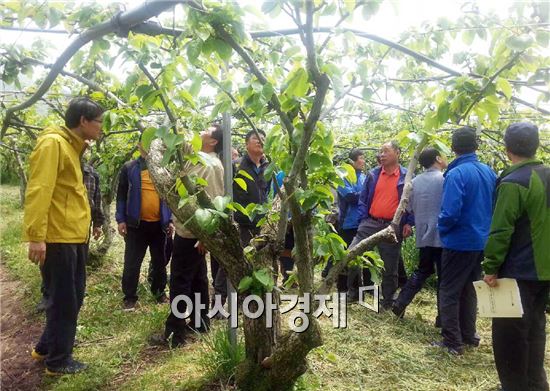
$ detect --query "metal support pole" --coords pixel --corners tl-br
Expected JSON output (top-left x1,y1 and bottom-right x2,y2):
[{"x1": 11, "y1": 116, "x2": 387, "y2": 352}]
[{"x1": 221, "y1": 111, "x2": 237, "y2": 346}]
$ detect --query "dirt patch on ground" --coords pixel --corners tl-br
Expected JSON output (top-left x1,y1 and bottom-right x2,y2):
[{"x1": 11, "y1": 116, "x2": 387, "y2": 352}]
[{"x1": 1, "y1": 263, "x2": 44, "y2": 391}]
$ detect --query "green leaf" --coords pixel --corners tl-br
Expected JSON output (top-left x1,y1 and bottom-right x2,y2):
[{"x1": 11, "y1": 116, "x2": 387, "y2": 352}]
[
  {"x1": 437, "y1": 101, "x2": 450, "y2": 125},
  {"x1": 238, "y1": 276, "x2": 253, "y2": 292},
  {"x1": 505, "y1": 34, "x2": 534, "y2": 51},
  {"x1": 191, "y1": 131, "x2": 202, "y2": 152},
  {"x1": 434, "y1": 139, "x2": 451, "y2": 155},
  {"x1": 213, "y1": 195, "x2": 231, "y2": 212},
  {"x1": 496, "y1": 77, "x2": 513, "y2": 99},
  {"x1": 194, "y1": 208, "x2": 213, "y2": 229},
  {"x1": 301, "y1": 193, "x2": 319, "y2": 211},
  {"x1": 164, "y1": 133, "x2": 184, "y2": 149},
  {"x1": 536, "y1": 30, "x2": 549, "y2": 47},
  {"x1": 261, "y1": 0, "x2": 278, "y2": 14},
  {"x1": 140, "y1": 127, "x2": 157, "y2": 151},
  {"x1": 212, "y1": 38, "x2": 232, "y2": 60},
  {"x1": 283, "y1": 272, "x2": 298, "y2": 289},
  {"x1": 362, "y1": 1, "x2": 381, "y2": 20},
  {"x1": 187, "y1": 41, "x2": 203, "y2": 66},
  {"x1": 341, "y1": 163, "x2": 357, "y2": 184},
  {"x1": 253, "y1": 268, "x2": 273, "y2": 289},
  {"x1": 177, "y1": 197, "x2": 189, "y2": 210},
  {"x1": 462, "y1": 30, "x2": 476, "y2": 45},
  {"x1": 424, "y1": 111, "x2": 438, "y2": 131},
  {"x1": 179, "y1": 89, "x2": 196, "y2": 109},
  {"x1": 285, "y1": 67, "x2": 309, "y2": 98},
  {"x1": 238, "y1": 169, "x2": 254, "y2": 181},
  {"x1": 196, "y1": 177, "x2": 208, "y2": 187},
  {"x1": 234, "y1": 178, "x2": 247, "y2": 191},
  {"x1": 175, "y1": 178, "x2": 188, "y2": 198}
]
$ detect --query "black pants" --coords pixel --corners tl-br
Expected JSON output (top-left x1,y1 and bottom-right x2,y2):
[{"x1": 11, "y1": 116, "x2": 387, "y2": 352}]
[
  {"x1": 395, "y1": 247, "x2": 441, "y2": 314},
  {"x1": 348, "y1": 219, "x2": 402, "y2": 307},
  {"x1": 493, "y1": 280, "x2": 549, "y2": 391},
  {"x1": 398, "y1": 255, "x2": 408, "y2": 288},
  {"x1": 439, "y1": 249, "x2": 482, "y2": 349},
  {"x1": 35, "y1": 243, "x2": 87, "y2": 368},
  {"x1": 165, "y1": 235, "x2": 210, "y2": 343},
  {"x1": 122, "y1": 221, "x2": 168, "y2": 301},
  {"x1": 212, "y1": 256, "x2": 227, "y2": 302},
  {"x1": 239, "y1": 225, "x2": 260, "y2": 247}
]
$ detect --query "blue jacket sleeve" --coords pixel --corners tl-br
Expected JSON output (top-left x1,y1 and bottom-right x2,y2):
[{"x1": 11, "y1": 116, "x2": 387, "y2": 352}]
[
  {"x1": 337, "y1": 179, "x2": 359, "y2": 204},
  {"x1": 438, "y1": 170, "x2": 465, "y2": 236},
  {"x1": 115, "y1": 164, "x2": 128, "y2": 223},
  {"x1": 357, "y1": 174, "x2": 371, "y2": 221}
]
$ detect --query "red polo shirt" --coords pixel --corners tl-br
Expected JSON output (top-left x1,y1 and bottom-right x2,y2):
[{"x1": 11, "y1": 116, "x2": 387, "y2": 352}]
[{"x1": 369, "y1": 166, "x2": 400, "y2": 220}]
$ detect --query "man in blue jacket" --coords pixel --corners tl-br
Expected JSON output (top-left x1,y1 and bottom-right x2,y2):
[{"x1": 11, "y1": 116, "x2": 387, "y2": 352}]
[
  {"x1": 433, "y1": 127, "x2": 497, "y2": 355},
  {"x1": 116, "y1": 144, "x2": 173, "y2": 311},
  {"x1": 348, "y1": 141, "x2": 413, "y2": 308},
  {"x1": 335, "y1": 148, "x2": 366, "y2": 293}
]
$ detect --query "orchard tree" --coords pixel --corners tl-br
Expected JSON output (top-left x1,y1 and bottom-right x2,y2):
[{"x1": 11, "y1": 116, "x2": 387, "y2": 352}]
[{"x1": 1, "y1": 1, "x2": 549, "y2": 389}]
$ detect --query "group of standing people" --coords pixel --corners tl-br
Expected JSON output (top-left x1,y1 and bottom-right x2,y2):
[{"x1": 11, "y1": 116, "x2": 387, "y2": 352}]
[
  {"x1": 332, "y1": 124, "x2": 549, "y2": 391},
  {"x1": 22, "y1": 96, "x2": 549, "y2": 391}
]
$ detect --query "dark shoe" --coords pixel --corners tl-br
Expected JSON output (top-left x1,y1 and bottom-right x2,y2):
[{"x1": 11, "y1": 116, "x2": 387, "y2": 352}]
[
  {"x1": 122, "y1": 299, "x2": 137, "y2": 312},
  {"x1": 148, "y1": 333, "x2": 169, "y2": 347},
  {"x1": 347, "y1": 293, "x2": 359, "y2": 303},
  {"x1": 45, "y1": 359, "x2": 87, "y2": 375},
  {"x1": 463, "y1": 339, "x2": 480, "y2": 347},
  {"x1": 380, "y1": 300, "x2": 394, "y2": 312},
  {"x1": 35, "y1": 297, "x2": 48, "y2": 313},
  {"x1": 149, "y1": 333, "x2": 185, "y2": 348},
  {"x1": 391, "y1": 303, "x2": 406, "y2": 318},
  {"x1": 429, "y1": 341, "x2": 463, "y2": 356},
  {"x1": 186, "y1": 321, "x2": 210, "y2": 334}
]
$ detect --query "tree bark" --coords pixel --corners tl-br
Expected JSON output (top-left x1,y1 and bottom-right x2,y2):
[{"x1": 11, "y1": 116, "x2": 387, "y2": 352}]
[{"x1": 12, "y1": 150, "x2": 27, "y2": 207}]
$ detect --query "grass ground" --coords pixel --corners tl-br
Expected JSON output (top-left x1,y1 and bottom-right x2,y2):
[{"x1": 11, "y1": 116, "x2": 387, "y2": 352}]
[{"x1": 1, "y1": 185, "x2": 548, "y2": 391}]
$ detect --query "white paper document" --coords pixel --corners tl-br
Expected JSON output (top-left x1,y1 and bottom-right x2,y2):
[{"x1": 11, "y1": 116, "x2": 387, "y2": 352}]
[{"x1": 473, "y1": 278, "x2": 524, "y2": 318}]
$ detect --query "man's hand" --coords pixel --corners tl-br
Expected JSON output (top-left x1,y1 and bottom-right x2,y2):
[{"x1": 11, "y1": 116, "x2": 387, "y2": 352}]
[
  {"x1": 93, "y1": 226, "x2": 102, "y2": 240},
  {"x1": 118, "y1": 222, "x2": 127, "y2": 237},
  {"x1": 402, "y1": 224, "x2": 413, "y2": 238},
  {"x1": 483, "y1": 274, "x2": 498, "y2": 287},
  {"x1": 28, "y1": 241, "x2": 46, "y2": 266},
  {"x1": 196, "y1": 241, "x2": 207, "y2": 255},
  {"x1": 167, "y1": 222, "x2": 175, "y2": 237}
]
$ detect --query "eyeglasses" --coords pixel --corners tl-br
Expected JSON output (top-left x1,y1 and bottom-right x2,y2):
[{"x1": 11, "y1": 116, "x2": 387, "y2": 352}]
[{"x1": 92, "y1": 119, "x2": 103, "y2": 124}]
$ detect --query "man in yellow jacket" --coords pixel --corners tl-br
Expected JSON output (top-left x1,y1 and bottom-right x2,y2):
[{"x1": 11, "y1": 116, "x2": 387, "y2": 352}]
[{"x1": 24, "y1": 97, "x2": 104, "y2": 375}]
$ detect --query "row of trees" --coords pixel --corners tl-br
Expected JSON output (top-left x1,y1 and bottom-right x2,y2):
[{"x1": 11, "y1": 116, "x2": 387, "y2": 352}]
[{"x1": 1, "y1": 1, "x2": 549, "y2": 389}]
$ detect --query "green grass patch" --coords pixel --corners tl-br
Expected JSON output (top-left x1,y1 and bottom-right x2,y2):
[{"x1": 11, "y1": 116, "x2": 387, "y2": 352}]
[{"x1": 1, "y1": 184, "x2": 548, "y2": 391}]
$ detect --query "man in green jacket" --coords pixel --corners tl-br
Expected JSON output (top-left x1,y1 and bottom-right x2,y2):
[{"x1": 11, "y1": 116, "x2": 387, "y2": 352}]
[{"x1": 483, "y1": 122, "x2": 549, "y2": 391}]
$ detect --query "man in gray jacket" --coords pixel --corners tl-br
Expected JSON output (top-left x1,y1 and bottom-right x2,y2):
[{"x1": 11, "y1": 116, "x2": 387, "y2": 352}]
[{"x1": 392, "y1": 147, "x2": 447, "y2": 324}]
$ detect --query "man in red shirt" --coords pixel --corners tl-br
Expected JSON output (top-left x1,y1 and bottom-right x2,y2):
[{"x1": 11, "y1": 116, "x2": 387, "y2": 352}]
[{"x1": 348, "y1": 141, "x2": 413, "y2": 309}]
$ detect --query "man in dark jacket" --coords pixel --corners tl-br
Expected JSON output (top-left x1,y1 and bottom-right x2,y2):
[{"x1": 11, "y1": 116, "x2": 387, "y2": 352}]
[
  {"x1": 483, "y1": 122, "x2": 549, "y2": 391},
  {"x1": 233, "y1": 129, "x2": 270, "y2": 245},
  {"x1": 348, "y1": 141, "x2": 413, "y2": 308},
  {"x1": 433, "y1": 127, "x2": 497, "y2": 355},
  {"x1": 116, "y1": 146, "x2": 173, "y2": 311}
]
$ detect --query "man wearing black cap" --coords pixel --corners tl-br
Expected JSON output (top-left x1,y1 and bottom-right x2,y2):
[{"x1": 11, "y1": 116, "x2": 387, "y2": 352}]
[
  {"x1": 433, "y1": 126, "x2": 497, "y2": 355},
  {"x1": 482, "y1": 122, "x2": 549, "y2": 391}
]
